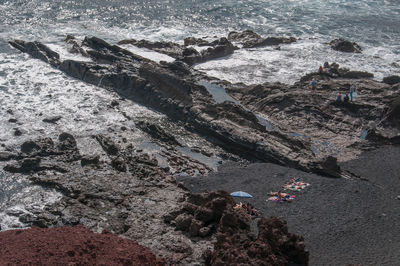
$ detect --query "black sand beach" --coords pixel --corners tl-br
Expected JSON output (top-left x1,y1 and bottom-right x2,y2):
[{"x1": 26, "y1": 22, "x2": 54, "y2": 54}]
[{"x1": 178, "y1": 146, "x2": 400, "y2": 265}]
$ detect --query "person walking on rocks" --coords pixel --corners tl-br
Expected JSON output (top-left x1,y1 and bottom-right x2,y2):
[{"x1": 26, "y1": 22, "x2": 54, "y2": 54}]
[
  {"x1": 349, "y1": 84, "x2": 356, "y2": 102},
  {"x1": 311, "y1": 79, "x2": 317, "y2": 93}
]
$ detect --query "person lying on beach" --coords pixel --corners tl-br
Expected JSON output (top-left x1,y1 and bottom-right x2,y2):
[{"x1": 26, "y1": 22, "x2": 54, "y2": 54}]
[
  {"x1": 250, "y1": 205, "x2": 259, "y2": 218},
  {"x1": 268, "y1": 191, "x2": 295, "y2": 202},
  {"x1": 282, "y1": 178, "x2": 310, "y2": 191},
  {"x1": 269, "y1": 191, "x2": 290, "y2": 197},
  {"x1": 234, "y1": 202, "x2": 243, "y2": 209}
]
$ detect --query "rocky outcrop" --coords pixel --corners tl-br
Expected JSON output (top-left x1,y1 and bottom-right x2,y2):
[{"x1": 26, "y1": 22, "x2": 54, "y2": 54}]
[
  {"x1": 117, "y1": 38, "x2": 183, "y2": 58},
  {"x1": 300, "y1": 62, "x2": 373, "y2": 80},
  {"x1": 228, "y1": 73, "x2": 400, "y2": 164},
  {"x1": 228, "y1": 30, "x2": 296, "y2": 48},
  {"x1": 309, "y1": 156, "x2": 342, "y2": 178},
  {"x1": 3, "y1": 133, "x2": 81, "y2": 173},
  {"x1": 184, "y1": 37, "x2": 211, "y2": 46},
  {"x1": 65, "y1": 35, "x2": 89, "y2": 56},
  {"x1": 165, "y1": 190, "x2": 236, "y2": 237},
  {"x1": 341, "y1": 71, "x2": 374, "y2": 79},
  {"x1": 9, "y1": 36, "x2": 323, "y2": 174},
  {"x1": 8, "y1": 40, "x2": 61, "y2": 67},
  {"x1": 383, "y1": 75, "x2": 400, "y2": 85},
  {"x1": 166, "y1": 190, "x2": 308, "y2": 265},
  {"x1": 0, "y1": 131, "x2": 213, "y2": 264},
  {"x1": 136, "y1": 121, "x2": 182, "y2": 147},
  {"x1": 330, "y1": 39, "x2": 362, "y2": 53},
  {"x1": 118, "y1": 37, "x2": 236, "y2": 65},
  {"x1": 10, "y1": 35, "x2": 398, "y2": 178},
  {"x1": 187, "y1": 37, "x2": 236, "y2": 65},
  {"x1": 205, "y1": 217, "x2": 308, "y2": 266}
]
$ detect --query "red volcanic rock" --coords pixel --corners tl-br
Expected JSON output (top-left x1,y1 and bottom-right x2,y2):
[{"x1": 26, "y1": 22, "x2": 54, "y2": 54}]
[
  {"x1": 0, "y1": 225, "x2": 165, "y2": 266},
  {"x1": 167, "y1": 190, "x2": 308, "y2": 265},
  {"x1": 205, "y1": 217, "x2": 309, "y2": 266}
]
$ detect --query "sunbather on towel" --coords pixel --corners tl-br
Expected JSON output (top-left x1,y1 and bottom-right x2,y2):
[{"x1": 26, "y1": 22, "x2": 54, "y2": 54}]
[{"x1": 269, "y1": 191, "x2": 289, "y2": 197}]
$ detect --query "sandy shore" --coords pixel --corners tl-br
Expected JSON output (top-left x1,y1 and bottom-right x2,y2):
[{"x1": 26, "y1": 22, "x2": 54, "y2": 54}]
[{"x1": 178, "y1": 146, "x2": 400, "y2": 266}]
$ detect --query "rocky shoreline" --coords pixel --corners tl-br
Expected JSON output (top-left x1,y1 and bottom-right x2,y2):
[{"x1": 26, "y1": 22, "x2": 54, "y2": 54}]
[{"x1": 1, "y1": 30, "x2": 400, "y2": 265}]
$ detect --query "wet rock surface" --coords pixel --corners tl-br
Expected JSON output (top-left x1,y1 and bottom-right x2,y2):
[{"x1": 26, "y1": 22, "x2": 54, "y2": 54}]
[
  {"x1": 228, "y1": 30, "x2": 296, "y2": 48},
  {"x1": 117, "y1": 37, "x2": 236, "y2": 65},
  {"x1": 383, "y1": 75, "x2": 400, "y2": 85},
  {"x1": 330, "y1": 38, "x2": 363, "y2": 53}
]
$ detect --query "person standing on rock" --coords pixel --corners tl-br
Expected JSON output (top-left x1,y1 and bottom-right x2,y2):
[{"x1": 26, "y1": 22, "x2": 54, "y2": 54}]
[
  {"x1": 349, "y1": 84, "x2": 356, "y2": 102},
  {"x1": 311, "y1": 79, "x2": 317, "y2": 93},
  {"x1": 336, "y1": 93, "x2": 342, "y2": 102}
]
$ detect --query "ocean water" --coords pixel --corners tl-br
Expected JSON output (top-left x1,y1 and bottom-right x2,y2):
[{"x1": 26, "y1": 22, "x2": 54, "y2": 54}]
[{"x1": 0, "y1": 0, "x2": 399, "y2": 85}]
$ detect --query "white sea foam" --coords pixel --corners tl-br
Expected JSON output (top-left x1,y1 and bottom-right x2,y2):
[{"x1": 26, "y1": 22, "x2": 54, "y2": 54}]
[
  {"x1": 195, "y1": 38, "x2": 400, "y2": 85},
  {"x1": 118, "y1": 44, "x2": 175, "y2": 63},
  {"x1": 46, "y1": 43, "x2": 93, "y2": 62}
]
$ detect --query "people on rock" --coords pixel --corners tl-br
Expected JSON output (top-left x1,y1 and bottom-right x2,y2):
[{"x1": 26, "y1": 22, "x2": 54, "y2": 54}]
[
  {"x1": 323, "y1": 62, "x2": 330, "y2": 73},
  {"x1": 311, "y1": 79, "x2": 317, "y2": 92},
  {"x1": 318, "y1": 65, "x2": 324, "y2": 74},
  {"x1": 336, "y1": 93, "x2": 342, "y2": 102},
  {"x1": 234, "y1": 202, "x2": 259, "y2": 219},
  {"x1": 250, "y1": 205, "x2": 259, "y2": 218},
  {"x1": 343, "y1": 94, "x2": 349, "y2": 103},
  {"x1": 349, "y1": 84, "x2": 356, "y2": 101}
]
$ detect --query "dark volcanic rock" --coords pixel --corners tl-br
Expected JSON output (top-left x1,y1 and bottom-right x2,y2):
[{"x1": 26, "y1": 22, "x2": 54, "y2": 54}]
[
  {"x1": 95, "y1": 134, "x2": 120, "y2": 156},
  {"x1": 117, "y1": 38, "x2": 183, "y2": 59},
  {"x1": 0, "y1": 151, "x2": 15, "y2": 161},
  {"x1": 136, "y1": 121, "x2": 181, "y2": 146},
  {"x1": 57, "y1": 132, "x2": 81, "y2": 161},
  {"x1": 244, "y1": 36, "x2": 296, "y2": 48},
  {"x1": 4, "y1": 157, "x2": 41, "y2": 173},
  {"x1": 8, "y1": 40, "x2": 61, "y2": 66},
  {"x1": 228, "y1": 30, "x2": 262, "y2": 44},
  {"x1": 341, "y1": 70, "x2": 373, "y2": 79},
  {"x1": 228, "y1": 30, "x2": 296, "y2": 48},
  {"x1": 21, "y1": 138, "x2": 55, "y2": 156},
  {"x1": 13, "y1": 128, "x2": 23, "y2": 136},
  {"x1": 80, "y1": 155, "x2": 100, "y2": 167},
  {"x1": 118, "y1": 37, "x2": 236, "y2": 65},
  {"x1": 205, "y1": 216, "x2": 308, "y2": 266},
  {"x1": 43, "y1": 116, "x2": 62, "y2": 123},
  {"x1": 170, "y1": 190, "x2": 308, "y2": 265},
  {"x1": 192, "y1": 37, "x2": 236, "y2": 64},
  {"x1": 330, "y1": 39, "x2": 362, "y2": 53},
  {"x1": 383, "y1": 75, "x2": 400, "y2": 85},
  {"x1": 111, "y1": 156, "x2": 127, "y2": 172},
  {"x1": 11, "y1": 35, "x2": 394, "y2": 177},
  {"x1": 167, "y1": 190, "x2": 235, "y2": 235},
  {"x1": 310, "y1": 156, "x2": 342, "y2": 178},
  {"x1": 184, "y1": 37, "x2": 210, "y2": 46},
  {"x1": 160, "y1": 60, "x2": 191, "y2": 75}
]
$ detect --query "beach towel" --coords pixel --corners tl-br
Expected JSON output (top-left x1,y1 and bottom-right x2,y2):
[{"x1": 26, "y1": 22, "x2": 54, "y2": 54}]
[
  {"x1": 267, "y1": 194, "x2": 296, "y2": 203},
  {"x1": 283, "y1": 178, "x2": 310, "y2": 191}
]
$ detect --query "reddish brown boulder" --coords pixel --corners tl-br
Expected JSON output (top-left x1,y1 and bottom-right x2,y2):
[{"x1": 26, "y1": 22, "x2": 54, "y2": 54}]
[
  {"x1": 167, "y1": 190, "x2": 308, "y2": 265},
  {"x1": 0, "y1": 225, "x2": 165, "y2": 266},
  {"x1": 205, "y1": 217, "x2": 309, "y2": 266}
]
